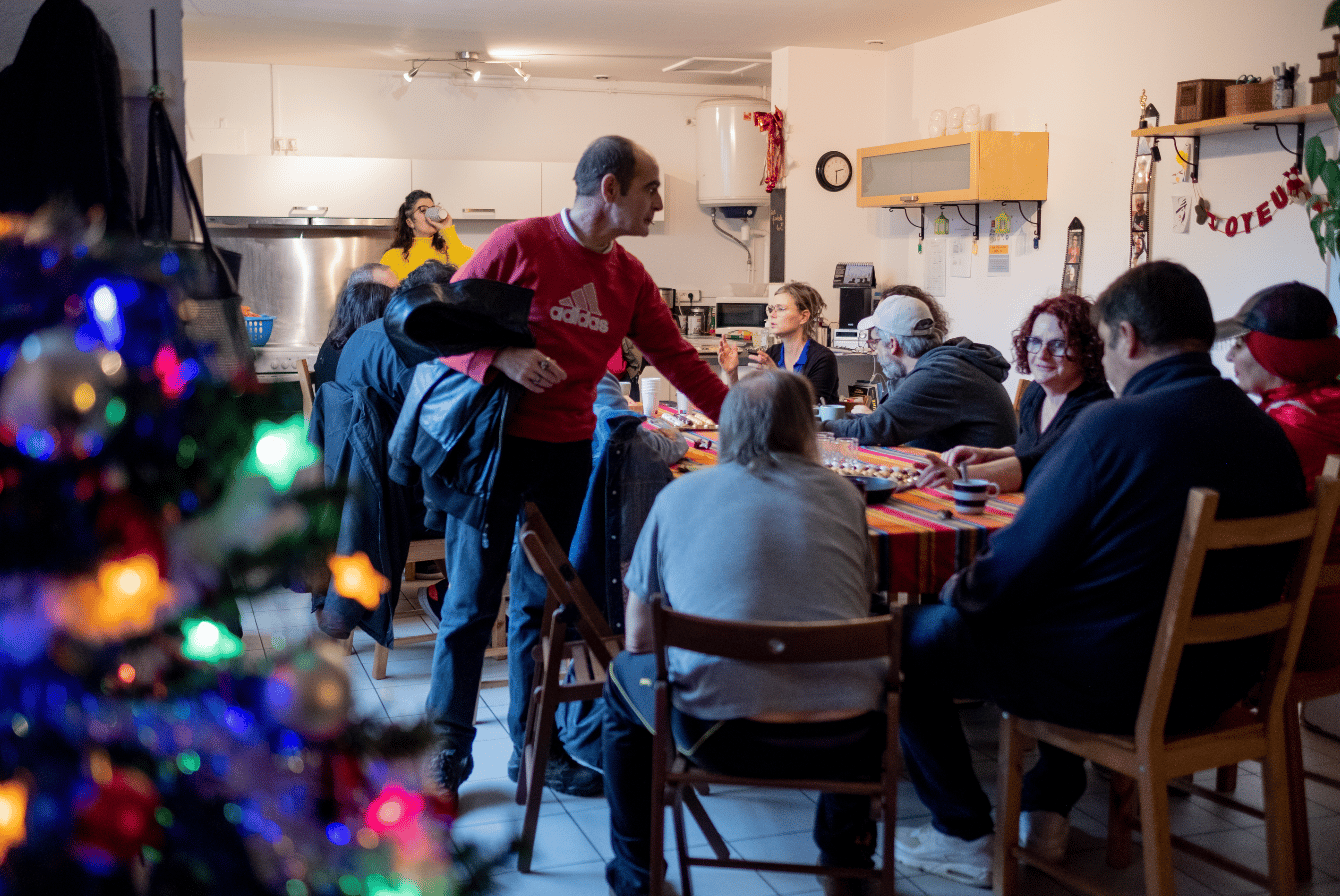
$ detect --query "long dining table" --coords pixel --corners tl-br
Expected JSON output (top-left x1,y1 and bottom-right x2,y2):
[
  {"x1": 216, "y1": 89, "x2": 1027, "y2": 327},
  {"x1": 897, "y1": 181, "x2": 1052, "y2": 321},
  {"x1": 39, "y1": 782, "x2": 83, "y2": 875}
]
[{"x1": 664, "y1": 416, "x2": 1024, "y2": 595}]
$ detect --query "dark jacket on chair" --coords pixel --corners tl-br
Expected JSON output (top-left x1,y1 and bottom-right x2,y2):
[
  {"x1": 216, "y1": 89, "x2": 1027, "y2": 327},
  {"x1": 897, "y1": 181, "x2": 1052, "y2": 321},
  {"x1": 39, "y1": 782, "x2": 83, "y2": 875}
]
[
  {"x1": 309, "y1": 382, "x2": 417, "y2": 647},
  {"x1": 388, "y1": 362, "x2": 521, "y2": 548}
]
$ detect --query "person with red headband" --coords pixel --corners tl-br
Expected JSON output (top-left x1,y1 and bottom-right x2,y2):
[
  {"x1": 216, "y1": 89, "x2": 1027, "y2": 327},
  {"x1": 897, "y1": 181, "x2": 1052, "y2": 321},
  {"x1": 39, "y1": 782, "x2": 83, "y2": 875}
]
[{"x1": 1221, "y1": 281, "x2": 1340, "y2": 670}]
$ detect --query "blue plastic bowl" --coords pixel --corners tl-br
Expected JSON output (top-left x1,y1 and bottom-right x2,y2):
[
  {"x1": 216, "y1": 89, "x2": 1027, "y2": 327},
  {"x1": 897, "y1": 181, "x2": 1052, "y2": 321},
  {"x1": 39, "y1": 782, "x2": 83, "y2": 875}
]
[{"x1": 245, "y1": 315, "x2": 275, "y2": 347}]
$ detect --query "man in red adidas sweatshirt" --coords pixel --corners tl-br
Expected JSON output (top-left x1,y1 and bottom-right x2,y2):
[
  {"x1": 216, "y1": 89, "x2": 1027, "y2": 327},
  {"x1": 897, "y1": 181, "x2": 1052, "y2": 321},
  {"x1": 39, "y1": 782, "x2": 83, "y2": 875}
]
[{"x1": 426, "y1": 135, "x2": 729, "y2": 797}]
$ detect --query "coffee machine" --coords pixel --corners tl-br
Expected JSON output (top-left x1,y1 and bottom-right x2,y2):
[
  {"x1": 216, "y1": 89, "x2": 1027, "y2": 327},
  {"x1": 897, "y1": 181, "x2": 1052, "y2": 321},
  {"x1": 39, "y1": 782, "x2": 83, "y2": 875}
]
[{"x1": 832, "y1": 263, "x2": 876, "y2": 350}]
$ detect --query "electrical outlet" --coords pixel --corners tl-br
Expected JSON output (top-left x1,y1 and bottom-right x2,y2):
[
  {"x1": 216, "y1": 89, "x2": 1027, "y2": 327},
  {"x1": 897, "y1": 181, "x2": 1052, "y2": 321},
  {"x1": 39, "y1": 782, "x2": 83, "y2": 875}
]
[
  {"x1": 681, "y1": 289, "x2": 699, "y2": 304},
  {"x1": 287, "y1": 138, "x2": 298, "y2": 152},
  {"x1": 274, "y1": 137, "x2": 285, "y2": 152}
]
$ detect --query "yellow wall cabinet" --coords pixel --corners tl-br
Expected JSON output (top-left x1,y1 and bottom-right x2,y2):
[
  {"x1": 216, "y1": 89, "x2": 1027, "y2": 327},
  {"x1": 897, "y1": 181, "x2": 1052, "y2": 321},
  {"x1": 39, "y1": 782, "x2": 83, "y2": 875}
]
[{"x1": 856, "y1": 131, "x2": 1049, "y2": 207}]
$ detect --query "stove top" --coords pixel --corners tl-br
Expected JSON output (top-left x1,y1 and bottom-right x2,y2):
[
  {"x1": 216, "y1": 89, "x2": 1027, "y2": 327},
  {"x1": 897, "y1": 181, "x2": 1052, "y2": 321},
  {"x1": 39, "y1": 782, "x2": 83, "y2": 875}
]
[{"x1": 254, "y1": 342, "x2": 319, "y2": 379}]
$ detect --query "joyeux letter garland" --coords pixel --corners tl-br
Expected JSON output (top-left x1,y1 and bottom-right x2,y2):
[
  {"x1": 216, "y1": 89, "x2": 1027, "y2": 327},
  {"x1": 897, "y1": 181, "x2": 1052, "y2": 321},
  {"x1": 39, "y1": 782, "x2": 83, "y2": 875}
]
[{"x1": 1193, "y1": 167, "x2": 1313, "y2": 236}]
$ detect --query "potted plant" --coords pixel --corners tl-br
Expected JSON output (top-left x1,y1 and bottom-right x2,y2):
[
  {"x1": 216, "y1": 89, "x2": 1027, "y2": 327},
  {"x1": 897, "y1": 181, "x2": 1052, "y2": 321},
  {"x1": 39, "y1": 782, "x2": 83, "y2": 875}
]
[{"x1": 1304, "y1": 2, "x2": 1340, "y2": 258}]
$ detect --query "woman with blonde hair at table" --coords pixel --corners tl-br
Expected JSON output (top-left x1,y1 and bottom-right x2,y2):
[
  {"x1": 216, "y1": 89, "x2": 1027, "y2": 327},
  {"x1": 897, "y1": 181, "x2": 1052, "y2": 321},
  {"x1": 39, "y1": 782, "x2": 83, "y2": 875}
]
[
  {"x1": 717, "y1": 281, "x2": 839, "y2": 404},
  {"x1": 917, "y1": 293, "x2": 1112, "y2": 492}
]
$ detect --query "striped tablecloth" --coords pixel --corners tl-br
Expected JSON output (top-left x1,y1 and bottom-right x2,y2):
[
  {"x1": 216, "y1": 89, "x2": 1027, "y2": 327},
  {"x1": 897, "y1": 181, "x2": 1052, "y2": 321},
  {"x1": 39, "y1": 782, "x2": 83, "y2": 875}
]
[{"x1": 665, "y1": 417, "x2": 1023, "y2": 594}]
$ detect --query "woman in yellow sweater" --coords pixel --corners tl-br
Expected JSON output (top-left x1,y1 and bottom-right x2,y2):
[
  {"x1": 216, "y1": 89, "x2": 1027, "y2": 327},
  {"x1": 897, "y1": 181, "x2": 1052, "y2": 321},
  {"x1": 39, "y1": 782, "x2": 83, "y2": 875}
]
[{"x1": 379, "y1": 189, "x2": 474, "y2": 279}]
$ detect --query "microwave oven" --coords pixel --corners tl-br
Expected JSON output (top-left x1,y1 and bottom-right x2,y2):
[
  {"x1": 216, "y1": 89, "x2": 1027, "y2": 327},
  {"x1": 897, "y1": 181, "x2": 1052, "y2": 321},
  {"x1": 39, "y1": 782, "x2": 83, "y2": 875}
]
[{"x1": 715, "y1": 301, "x2": 768, "y2": 329}]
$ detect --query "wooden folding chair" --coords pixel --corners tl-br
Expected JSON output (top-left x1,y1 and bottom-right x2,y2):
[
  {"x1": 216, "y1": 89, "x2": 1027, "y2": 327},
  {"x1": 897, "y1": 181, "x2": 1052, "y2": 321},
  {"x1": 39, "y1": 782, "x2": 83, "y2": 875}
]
[
  {"x1": 515, "y1": 502, "x2": 623, "y2": 873},
  {"x1": 1013, "y1": 377, "x2": 1032, "y2": 415},
  {"x1": 648, "y1": 597, "x2": 902, "y2": 896},
  {"x1": 297, "y1": 358, "x2": 316, "y2": 425},
  {"x1": 1180, "y1": 455, "x2": 1340, "y2": 882},
  {"x1": 995, "y1": 475, "x2": 1340, "y2": 896}
]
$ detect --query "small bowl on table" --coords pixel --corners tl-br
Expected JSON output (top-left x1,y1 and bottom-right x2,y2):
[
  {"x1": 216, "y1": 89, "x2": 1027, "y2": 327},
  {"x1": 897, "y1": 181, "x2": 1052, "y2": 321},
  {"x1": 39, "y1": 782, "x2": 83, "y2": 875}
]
[{"x1": 845, "y1": 475, "x2": 894, "y2": 505}]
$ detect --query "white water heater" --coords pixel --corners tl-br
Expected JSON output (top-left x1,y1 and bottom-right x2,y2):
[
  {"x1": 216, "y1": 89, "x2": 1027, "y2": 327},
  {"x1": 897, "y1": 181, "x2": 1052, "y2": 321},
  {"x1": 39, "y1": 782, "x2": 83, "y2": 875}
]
[{"x1": 696, "y1": 99, "x2": 770, "y2": 208}]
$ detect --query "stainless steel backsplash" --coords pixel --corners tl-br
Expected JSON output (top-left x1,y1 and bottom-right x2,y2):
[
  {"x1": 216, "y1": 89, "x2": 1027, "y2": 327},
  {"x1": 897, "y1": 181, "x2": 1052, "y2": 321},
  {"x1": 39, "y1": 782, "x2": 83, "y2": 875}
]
[{"x1": 209, "y1": 227, "x2": 393, "y2": 346}]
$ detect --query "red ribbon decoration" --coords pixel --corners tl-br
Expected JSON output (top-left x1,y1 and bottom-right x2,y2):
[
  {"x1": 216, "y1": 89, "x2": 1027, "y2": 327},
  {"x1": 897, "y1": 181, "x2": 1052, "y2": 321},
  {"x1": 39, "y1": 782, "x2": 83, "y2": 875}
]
[
  {"x1": 751, "y1": 106, "x2": 785, "y2": 192},
  {"x1": 1200, "y1": 167, "x2": 1312, "y2": 237}
]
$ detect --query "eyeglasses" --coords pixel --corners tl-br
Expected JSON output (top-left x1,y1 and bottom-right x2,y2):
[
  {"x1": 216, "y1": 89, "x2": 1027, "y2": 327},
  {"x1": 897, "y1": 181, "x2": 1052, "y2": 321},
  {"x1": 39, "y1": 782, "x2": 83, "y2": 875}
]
[
  {"x1": 766, "y1": 304, "x2": 794, "y2": 315},
  {"x1": 1024, "y1": 336, "x2": 1069, "y2": 357},
  {"x1": 862, "y1": 328, "x2": 885, "y2": 347},
  {"x1": 415, "y1": 205, "x2": 434, "y2": 215}
]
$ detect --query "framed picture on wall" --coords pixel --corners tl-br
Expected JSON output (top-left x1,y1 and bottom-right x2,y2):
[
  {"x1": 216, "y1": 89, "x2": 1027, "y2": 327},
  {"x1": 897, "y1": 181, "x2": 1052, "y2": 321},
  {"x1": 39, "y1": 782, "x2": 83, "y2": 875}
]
[
  {"x1": 1134, "y1": 155, "x2": 1152, "y2": 189},
  {"x1": 1131, "y1": 194, "x2": 1148, "y2": 232},
  {"x1": 1061, "y1": 264, "x2": 1079, "y2": 294}
]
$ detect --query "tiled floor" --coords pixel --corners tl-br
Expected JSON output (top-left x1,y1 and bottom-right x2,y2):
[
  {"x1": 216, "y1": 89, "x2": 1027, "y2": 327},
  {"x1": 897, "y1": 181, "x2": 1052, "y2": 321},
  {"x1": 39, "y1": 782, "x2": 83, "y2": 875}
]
[{"x1": 241, "y1": 586, "x2": 1340, "y2": 895}]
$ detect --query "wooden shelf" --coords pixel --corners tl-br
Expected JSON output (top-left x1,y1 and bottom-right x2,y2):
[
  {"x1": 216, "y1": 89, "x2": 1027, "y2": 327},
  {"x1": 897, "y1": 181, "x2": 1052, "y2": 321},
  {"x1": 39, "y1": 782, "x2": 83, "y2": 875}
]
[{"x1": 1130, "y1": 103, "x2": 1334, "y2": 138}]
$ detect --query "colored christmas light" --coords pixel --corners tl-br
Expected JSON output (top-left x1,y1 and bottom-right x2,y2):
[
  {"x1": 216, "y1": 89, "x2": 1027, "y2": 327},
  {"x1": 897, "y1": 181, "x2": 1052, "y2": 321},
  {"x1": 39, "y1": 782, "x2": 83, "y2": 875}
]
[
  {"x1": 180, "y1": 618, "x2": 244, "y2": 663},
  {"x1": 0, "y1": 779, "x2": 28, "y2": 859},
  {"x1": 244, "y1": 416, "x2": 319, "y2": 490},
  {"x1": 328, "y1": 553, "x2": 387, "y2": 610},
  {"x1": 365, "y1": 786, "x2": 424, "y2": 835}
]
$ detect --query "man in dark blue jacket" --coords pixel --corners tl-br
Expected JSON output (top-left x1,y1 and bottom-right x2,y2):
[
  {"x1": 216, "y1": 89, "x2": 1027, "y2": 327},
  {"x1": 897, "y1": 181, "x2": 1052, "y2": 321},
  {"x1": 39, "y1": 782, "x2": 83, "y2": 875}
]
[{"x1": 893, "y1": 261, "x2": 1307, "y2": 889}]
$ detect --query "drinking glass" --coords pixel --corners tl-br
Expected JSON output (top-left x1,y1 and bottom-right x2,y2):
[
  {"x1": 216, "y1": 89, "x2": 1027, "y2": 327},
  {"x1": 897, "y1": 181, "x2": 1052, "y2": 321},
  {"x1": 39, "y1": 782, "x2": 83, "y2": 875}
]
[
  {"x1": 837, "y1": 438, "x2": 859, "y2": 472},
  {"x1": 816, "y1": 432, "x2": 836, "y2": 468}
]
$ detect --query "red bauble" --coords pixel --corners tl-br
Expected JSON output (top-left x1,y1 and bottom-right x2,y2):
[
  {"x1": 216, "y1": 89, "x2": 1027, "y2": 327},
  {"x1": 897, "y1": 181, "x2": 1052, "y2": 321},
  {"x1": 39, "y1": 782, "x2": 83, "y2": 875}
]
[{"x1": 73, "y1": 766, "x2": 164, "y2": 865}]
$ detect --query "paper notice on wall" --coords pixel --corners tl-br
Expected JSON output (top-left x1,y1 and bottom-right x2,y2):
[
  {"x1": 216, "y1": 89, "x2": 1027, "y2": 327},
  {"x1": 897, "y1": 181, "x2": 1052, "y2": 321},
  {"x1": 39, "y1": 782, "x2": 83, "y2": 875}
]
[
  {"x1": 949, "y1": 238, "x2": 972, "y2": 278},
  {"x1": 987, "y1": 242, "x2": 1010, "y2": 276},
  {"x1": 924, "y1": 238, "x2": 948, "y2": 296}
]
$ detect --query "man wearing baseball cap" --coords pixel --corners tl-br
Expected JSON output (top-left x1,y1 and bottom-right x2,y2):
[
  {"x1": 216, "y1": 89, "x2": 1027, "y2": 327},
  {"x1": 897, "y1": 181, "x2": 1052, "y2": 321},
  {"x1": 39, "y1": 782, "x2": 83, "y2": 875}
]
[
  {"x1": 822, "y1": 286, "x2": 1016, "y2": 452},
  {"x1": 1221, "y1": 280, "x2": 1340, "y2": 671}
]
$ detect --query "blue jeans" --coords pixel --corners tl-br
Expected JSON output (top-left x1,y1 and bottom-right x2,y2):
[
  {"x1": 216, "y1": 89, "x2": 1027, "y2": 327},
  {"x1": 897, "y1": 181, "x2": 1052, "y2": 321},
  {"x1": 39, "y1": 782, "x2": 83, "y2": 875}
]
[
  {"x1": 425, "y1": 436, "x2": 592, "y2": 752},
  {"x1": 899, "y1": 604, "x2": 1088, "y2": 841},
  {"x1": 603, "y1": 652, "x2": 884, "y2": 896}
]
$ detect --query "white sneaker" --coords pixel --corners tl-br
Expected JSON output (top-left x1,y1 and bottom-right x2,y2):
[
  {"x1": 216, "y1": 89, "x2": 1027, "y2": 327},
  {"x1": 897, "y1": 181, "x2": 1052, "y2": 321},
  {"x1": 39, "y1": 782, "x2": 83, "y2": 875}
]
[
  {"x1": 1019, "y1": 810, "x2": 1070, "y2": 863},
  {"x1": 894, "y1": 823, "x2": 992, "y2": 888}
]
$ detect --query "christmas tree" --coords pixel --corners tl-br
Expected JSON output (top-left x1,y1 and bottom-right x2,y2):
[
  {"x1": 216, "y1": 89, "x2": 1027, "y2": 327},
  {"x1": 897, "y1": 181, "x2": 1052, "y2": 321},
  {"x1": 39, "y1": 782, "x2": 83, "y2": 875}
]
[{"x1": 0, "y1": 204, "x2": 513, "y2": 895}]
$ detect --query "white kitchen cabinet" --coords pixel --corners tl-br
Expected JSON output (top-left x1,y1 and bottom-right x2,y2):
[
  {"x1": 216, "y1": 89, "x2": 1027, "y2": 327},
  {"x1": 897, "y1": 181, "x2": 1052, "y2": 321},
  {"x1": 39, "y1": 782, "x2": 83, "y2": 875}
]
[
  {"x1": 193, "y1": 154, "x2": 410, "y2": 219},
  {"x1": 540, "y1": 160, "x2": 665, "y2": 221},
  {"x1": 412, "y1": 159, "x2": 542, "y2": 220}
]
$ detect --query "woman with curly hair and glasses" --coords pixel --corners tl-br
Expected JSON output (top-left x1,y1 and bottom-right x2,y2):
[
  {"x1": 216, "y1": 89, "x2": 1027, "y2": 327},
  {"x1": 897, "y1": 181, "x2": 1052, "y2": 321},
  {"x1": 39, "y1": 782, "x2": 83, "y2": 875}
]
[
  {"x1": 917, "y1": 293, "x2": 1112, "y2": 492},
  {"x1": 379, "y1": 189, "x2": 474, "y2": 280}
]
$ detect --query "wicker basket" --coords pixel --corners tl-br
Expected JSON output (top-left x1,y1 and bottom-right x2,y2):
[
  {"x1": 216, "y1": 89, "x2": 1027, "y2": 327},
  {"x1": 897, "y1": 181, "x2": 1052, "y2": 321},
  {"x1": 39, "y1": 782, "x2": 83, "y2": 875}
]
[{"x1": 1224, "y1": 80, "x2": 1274, "y2": 117}]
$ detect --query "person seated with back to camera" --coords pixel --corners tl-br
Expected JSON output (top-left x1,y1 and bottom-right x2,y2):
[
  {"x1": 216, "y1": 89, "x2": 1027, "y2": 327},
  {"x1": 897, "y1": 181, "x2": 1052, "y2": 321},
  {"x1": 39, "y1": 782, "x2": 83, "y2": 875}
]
[
  {"x1": 821, "y1": 286, "x2": 1016, "y2": 452},
  {"x1": 603, "y1": 369, "x2": 888, "y2": 896},
  {"x1": 312, "y1": 262, "x2": 399, "y2": 389},
  {"x1": 917, "y1": 293, "x2": 1113, "y2": 492},
  {"x1": 1220, "y1": 280, "x2": 1340, "y2": 671},
  {"x1": 716, "y1": 281, "x2": 840, "y2": 404},
  {"x1": 334, "y1": 260, "x2": 456, "y2": 414}
]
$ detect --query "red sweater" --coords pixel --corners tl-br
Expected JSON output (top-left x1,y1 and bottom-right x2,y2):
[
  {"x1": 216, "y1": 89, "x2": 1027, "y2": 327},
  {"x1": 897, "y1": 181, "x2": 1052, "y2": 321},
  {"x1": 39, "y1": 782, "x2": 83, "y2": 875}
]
[
  {"x1": 449, "y1": 214, "x2": 727, "y2": 442},
  {"x1": 1261, "y1": 380, "x2": 1340, "y2": 486}
]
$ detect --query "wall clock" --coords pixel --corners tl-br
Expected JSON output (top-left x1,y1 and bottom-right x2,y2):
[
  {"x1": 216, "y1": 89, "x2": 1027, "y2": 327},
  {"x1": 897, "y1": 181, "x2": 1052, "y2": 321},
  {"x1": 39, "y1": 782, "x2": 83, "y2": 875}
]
[{"x1": 816, "y1": 151, "x2": 852, "y2": 192}]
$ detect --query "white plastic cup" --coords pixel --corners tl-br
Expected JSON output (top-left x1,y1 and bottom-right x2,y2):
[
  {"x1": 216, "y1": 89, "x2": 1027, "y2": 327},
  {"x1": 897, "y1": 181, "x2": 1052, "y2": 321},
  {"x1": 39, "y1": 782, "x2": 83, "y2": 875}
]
[
  {"x1": 928, "y1": 109, "x2": 947, "y2": 138},
  {"x1": 952, "y1": 478, "x2": 1000, "y2": 515},
  {"x1": 640, "y1": 377, "x2": 662, "y2": 414},
  {"x1": 677, "y1": 389, "x2": 691, "y2": 412}
]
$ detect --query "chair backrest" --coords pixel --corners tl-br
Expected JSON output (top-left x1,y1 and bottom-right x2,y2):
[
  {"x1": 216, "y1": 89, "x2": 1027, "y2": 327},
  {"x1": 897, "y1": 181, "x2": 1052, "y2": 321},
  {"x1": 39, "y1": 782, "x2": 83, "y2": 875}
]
[
  {"x1": 518, "y1": 502, "x2": 618, "y2": 668},
  {"x1": 297, "y1": 358, "x2": 316, "y2": 425},
  {"x1": 1135, "y1": 475, "x2": 1340, "y2": 745},
  {"x1": 1316, "y1": 455, "x2": 1340, "y2": 593},
  {"x1": 1013, "y1": 378, "x2": 1032, "y2": 415},
  {"x1": 649, "y1": 595, "x2": 901, "y2": 693}
]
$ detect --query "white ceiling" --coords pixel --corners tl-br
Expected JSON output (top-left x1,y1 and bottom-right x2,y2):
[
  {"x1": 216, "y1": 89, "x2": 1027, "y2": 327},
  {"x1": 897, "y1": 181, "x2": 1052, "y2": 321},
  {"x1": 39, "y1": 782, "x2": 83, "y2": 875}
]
[{"x1": 182, "y1": 0, "x2": 1059, "y2": 87}]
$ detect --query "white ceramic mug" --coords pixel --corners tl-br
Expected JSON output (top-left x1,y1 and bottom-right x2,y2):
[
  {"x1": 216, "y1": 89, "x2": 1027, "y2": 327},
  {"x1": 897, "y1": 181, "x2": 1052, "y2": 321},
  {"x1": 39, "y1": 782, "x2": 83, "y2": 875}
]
[
  {"x1": 818, "y1": 404, "x2": 848, "y2": 421},
  {"x1": 952, "y1": 478, "x2": 1000, "y2": 515},
  {"x1": 639, "y1": 377, "x2": 662, "y2": 414}
]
